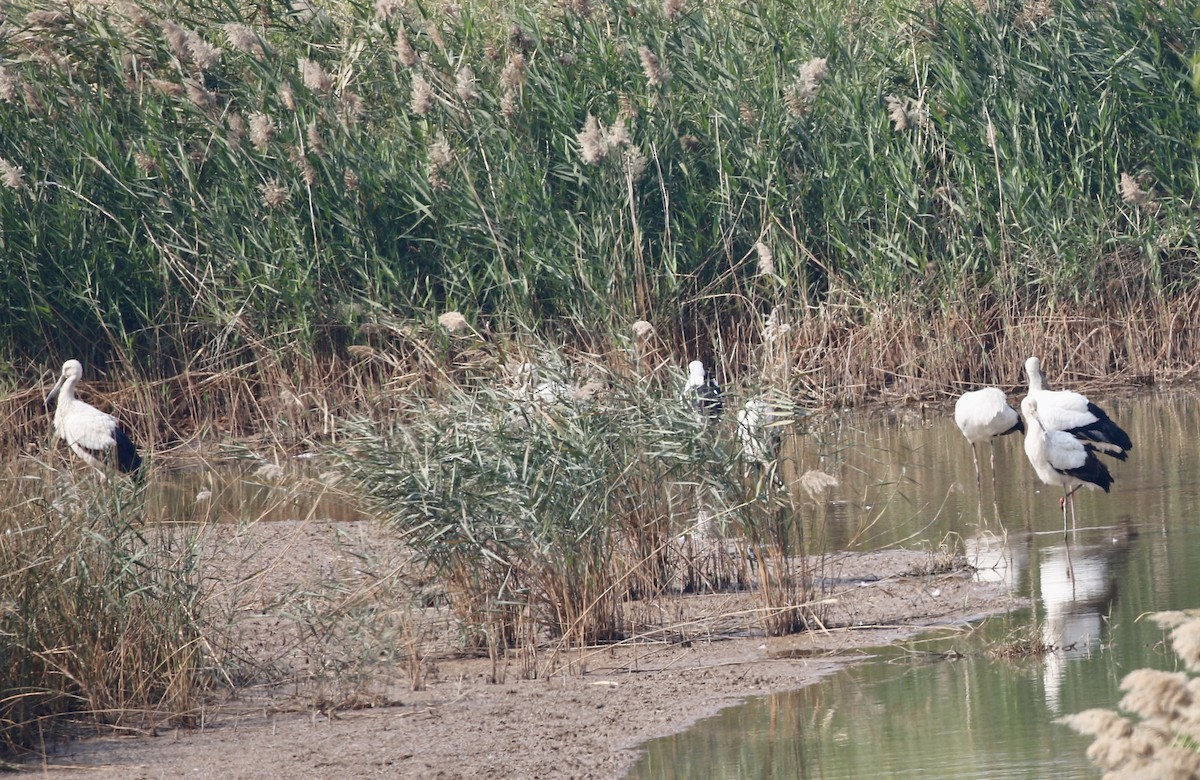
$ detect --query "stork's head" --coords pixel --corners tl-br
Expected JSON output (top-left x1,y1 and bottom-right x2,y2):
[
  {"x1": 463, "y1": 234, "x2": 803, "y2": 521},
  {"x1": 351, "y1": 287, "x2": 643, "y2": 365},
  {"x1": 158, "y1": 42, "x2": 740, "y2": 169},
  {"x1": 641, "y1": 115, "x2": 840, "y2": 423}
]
[
  {"x1": 1024, "y1": 356, "x2": 1044, "y2": 389},
  {"x1": 687, "y1": 360, "x2": 706, "y2": 384},
  {"x1": 46, "y1": 359, "x2": 84, "y2": 408},
  {"x1": 1020, "y1": 395, "x2": 1044, "y2": 431}
]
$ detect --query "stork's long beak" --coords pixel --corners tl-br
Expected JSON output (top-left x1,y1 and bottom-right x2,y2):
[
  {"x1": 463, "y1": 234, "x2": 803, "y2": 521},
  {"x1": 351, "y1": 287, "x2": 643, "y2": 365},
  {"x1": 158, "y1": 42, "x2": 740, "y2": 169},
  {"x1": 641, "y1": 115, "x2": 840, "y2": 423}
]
[{"x1": 45, "y1": 374, "x2": 65, "y2": 409}]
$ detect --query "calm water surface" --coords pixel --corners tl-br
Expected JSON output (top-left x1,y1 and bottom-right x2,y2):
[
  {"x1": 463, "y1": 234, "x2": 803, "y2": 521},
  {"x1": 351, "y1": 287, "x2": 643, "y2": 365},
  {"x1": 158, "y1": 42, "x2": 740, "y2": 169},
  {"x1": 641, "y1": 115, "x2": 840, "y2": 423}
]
[{"x1": 629, "y1": 390, "x2": 1200, "y2": 780}]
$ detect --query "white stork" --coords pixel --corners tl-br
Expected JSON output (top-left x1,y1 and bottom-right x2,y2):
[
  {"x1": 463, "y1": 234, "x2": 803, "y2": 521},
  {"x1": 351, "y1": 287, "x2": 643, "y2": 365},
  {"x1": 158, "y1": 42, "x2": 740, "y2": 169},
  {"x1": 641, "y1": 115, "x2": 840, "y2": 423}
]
[
  {"x1": 953, "y1": 387, "x2": 1024, "y2": 495},
  {"x1": 1021, "y1": 395, "x2": 1113, "y2": 536},
  {"x1": 683, "y1": 360, "x2": 723, "y2": 424},
  {"x1": 46, "y1": 359, "x2": 142, "y2": 475},
  {"x1": 1023, "y1": 356, "x2": 1132, "y2": 461}
]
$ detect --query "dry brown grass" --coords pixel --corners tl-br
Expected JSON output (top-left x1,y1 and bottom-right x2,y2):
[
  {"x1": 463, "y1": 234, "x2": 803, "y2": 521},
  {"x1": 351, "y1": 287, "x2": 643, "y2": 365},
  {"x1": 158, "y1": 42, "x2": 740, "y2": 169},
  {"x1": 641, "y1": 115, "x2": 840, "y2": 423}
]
[{"x1": 4, "y1": 293, "x2": 1191, "y2": 461}]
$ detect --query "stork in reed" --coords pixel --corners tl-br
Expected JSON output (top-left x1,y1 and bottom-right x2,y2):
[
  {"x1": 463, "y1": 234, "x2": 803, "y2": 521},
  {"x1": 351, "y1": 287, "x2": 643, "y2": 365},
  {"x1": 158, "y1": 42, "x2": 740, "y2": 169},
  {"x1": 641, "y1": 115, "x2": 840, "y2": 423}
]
[
  {"x1": 683, "y1": 360, "x2": 723, "y2": 425},
  {"x1": 953, "y1": 387, "x2": 1024, "y2": 497},
  {"x1": 46, "y1": 360, "x2": 142, "y2": 476},
  {"x1": 1021, "y1": 395, "x2": 1113, "y2": 537},
  {"x1": 736, "y1": 398, "x2": 779, "y2": 466}
]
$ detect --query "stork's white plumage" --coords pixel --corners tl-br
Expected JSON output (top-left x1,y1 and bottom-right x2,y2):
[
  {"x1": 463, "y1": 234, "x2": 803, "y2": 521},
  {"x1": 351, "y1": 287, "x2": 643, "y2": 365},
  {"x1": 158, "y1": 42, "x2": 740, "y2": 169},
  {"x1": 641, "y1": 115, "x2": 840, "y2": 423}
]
[
  {"x1": 954, "y1": 387, "x2": 1024, "y2": 495},
  {"x1": 46, "y1": 360, "x2": 142, "y2": 475},
  {"x1": 1021, "y1": 395, "x2": 1112, "y2": 536},
  {"x1": 736, "y1": 399, "x2": 778, "y2": 465},
  {"x1": 1023, "y1": 356, "x2": 1132, "y2": 460},
  {"x1": 683, "y1": 360, "x2": 723, "y2": 424}
]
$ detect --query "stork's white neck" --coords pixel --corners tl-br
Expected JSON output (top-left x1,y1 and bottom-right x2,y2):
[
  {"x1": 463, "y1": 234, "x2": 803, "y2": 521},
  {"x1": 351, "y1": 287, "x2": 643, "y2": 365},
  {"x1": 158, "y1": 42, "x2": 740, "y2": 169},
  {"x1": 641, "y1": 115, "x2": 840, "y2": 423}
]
[{"x1": 1025, "y1": 357, "x2": 1046, "y2": 393}]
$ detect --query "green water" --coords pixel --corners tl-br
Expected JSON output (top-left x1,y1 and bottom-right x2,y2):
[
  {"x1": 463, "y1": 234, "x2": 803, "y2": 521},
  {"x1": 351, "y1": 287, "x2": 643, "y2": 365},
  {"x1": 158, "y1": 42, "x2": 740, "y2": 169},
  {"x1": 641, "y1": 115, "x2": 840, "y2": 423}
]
[{"x1": 630, "y1": 391, "x2": 1200, "y2": 779}]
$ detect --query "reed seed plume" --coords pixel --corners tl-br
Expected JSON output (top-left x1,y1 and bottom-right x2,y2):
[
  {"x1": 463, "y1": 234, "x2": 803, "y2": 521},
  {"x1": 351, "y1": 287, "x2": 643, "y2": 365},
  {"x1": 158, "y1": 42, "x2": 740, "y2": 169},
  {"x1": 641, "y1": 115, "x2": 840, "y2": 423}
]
[
  {"x1": 638, "y1": 46, "x2": 671, "y2": 87},
  {"x1": 226, "y1": 112, "x2": 246, "y2": 149},
  {"x1": 339, "y1": 91, "x2": 364, "y2": 126},
  {"x1": 259, "y1": 179, "x2": 290, "y2": 209},
  {"x1": 1171, "y1": 619, "x2": 1200, "y2": 671},
  {"x1": 578, "y1": 115, "x2": 636, "y2": 166},
  {"x1": 343, "y1": 168, "x2": 360, "y2": 191},
  {"x1": 455, "y1": 66, "x2": 481, "y2": 103},
  {"x1": 395, "y1": 30, "x2": 419, "y2": 68},
  {"x1": 161, "y1": 20, "x2": 189, "y2": 62},
  {"x1": 293, "y1": 150, "x2": 317, "y2": 186},
  {"x1": 185, "y1": 80, "x2": 219, "y2": 114},
  {"x1": 427, "y1": 134, "x2": 453, "y2": 191},
  {"x1": 150, "y1": 78, "x2": 183, "y2": 97},
  {"x1": 986, "y1": 116, "x2": 998, "y2": 149},
  {"x1": 662, "y1": 0, "x2": 685, "y2": 21},
  {"x1": 887, "y1": 95, "x2": 911, "y2": 131},
  {"x1": 224, "y1": 23, "x2": 269, "y2": 58},
  {"x1": 763, "y1": 307, "x2": 792, "y2": 342},
  {"x1": 249, "y1": 112, "x2": 275, "y2": 152},
  {"x1": 785, "y1": 57, "x2": 828, "y2": 117},
  {"x1": 279, "y1": 82, "x2": 296, "y2": 111},
  {"x1": 185, "y1": 31, "x2": 221, "y2": 71},
  {"x1": 623, "y1": 147, "x2": 648, "y2": 181},
  {"x1": 1120, "y1": 172, "x2": 1150, "y2": 207},
  {"x1": 577, "y1": 114, "x2": 608, "y2": 164},
  {"x1": 0, "y1": 64, "x2": 19, "y2": 103},
  {"x1": 134, "y1": 150, "x2": 156, "y2": 175},
  {"x1": 0, "y1": 156, "x2": 26, "y2": 191},
  {"x1": 410, "y1": 74, "x2": 433, "y2": 115},
  {"x1": 501, "y1": 53, "x2": 526, "y2": 90},
  {"x1": 632, "y1": 319, "x2": 655, "y2": 340},
  {"x1": 300, "y1": 57, "x2": 333, "y2": 96},
  {"x1": 306, "y1": 121, "x2": 324, "y2": 156},
  {"x1": 755, "y1": 241, "x2": 774, "y2": 276},
  {"x1": 1063, "y1": 615, "x2": 1200, "y2": 775},
  {"x1": 501, "y1": 88, "x2": 519, "y2": 117},
  {"x1": 426, "y1": 21, "x2": 447, "y2": 51},
  {"x1": 1119, "y1": 669, "x2": 1192, "y2": 719},
  {"x1": 438, "y1": 311, "x2": 469, "y2": 332},
  {"x1": 800, "y1": 470, "x2": 838, "y2": 500}
]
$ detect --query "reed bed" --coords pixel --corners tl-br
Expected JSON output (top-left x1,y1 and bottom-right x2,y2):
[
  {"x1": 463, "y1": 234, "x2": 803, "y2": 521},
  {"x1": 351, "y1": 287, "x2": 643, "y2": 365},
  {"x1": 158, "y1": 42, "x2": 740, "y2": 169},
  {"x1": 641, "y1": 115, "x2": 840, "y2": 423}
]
[
  {"x1": 329, "y1": 358, "x2": 830, "y2": 663},
  {"x1": 0, "y1": 467, "x2": 204, "y2": 755},
  {"x1": 0, "y1": 0, "x2": 1196, "y2": 442}
]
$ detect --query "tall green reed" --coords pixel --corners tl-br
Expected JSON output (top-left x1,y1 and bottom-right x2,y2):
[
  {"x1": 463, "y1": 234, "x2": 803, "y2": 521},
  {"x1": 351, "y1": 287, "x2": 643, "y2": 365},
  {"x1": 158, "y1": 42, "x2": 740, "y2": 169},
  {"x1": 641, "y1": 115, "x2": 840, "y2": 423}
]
[{"x1": 0, "y1": 0, "x2": 1195, "y2": 382}]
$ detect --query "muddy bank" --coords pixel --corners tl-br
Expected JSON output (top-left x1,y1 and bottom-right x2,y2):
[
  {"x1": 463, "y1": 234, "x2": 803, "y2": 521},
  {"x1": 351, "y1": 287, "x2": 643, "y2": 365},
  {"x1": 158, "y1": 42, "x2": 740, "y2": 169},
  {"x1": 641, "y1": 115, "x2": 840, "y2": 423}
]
[{"x1": 21, "y1": 517, "x2": 1020, "y2": 779}]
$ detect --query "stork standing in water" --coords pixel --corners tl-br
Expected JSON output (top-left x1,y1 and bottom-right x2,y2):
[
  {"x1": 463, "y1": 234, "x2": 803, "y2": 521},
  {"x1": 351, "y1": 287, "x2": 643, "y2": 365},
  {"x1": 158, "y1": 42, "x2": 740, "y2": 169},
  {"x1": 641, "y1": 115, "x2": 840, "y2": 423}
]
[
  {"x1": 1021, "y1": 395, "x2": 1113, "y2": 537},
  {"x1": 46, "y1": 360, "x2": 142, "y2": 475},
  {"x1": 954, "y1": 387, "x2": 1024, "y2": 497},
  {"x1": 683, "y1": 360, "x2": 723, "y2": 425},
  {"x1": 1023, "y1": 356, "x2": 1132, "y2": 461}
]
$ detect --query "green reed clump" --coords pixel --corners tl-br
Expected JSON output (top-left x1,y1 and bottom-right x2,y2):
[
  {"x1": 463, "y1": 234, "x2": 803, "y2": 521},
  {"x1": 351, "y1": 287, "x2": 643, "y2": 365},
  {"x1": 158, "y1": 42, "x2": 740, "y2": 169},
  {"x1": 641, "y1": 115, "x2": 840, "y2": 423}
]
[
  {"x1": 1059, "y1": 610, "x2": 1200, "y2": 776},
  {"x1": 0, "y1": 0, "x2": 1196, "y2": 386},
  {"x1": 0, "y1": 470, "x2": 204, "y2": 756},
  {"x1": 331, "y1": 359, "x2": 813, "y2": 659}
]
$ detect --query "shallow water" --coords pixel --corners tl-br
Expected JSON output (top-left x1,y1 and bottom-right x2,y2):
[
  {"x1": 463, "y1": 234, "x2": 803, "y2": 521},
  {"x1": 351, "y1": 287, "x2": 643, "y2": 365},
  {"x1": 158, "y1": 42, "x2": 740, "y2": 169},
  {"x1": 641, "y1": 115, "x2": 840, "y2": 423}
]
[{"x1": 629, "y1": 390, "x2": 1200, "y2": 779}]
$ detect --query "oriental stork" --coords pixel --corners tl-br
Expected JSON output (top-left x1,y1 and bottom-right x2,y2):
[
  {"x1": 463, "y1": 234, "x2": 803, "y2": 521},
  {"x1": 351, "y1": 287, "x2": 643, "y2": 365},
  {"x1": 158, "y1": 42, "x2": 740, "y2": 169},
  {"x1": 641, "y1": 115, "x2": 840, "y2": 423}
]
[
  {"x1": 1021, "y1": 395, "x2": 1112, "y2": 536},
  {"x1": 736, "y1": 398, "x2": 779, "y2": 465},
  {"x1": 1023, "y1": 357, "x2": 1132, "y2": 461},
  {"x1": 683, "y1": 360, "x2": 723, "y2": 425},
  {"x1": 46, "y1": 360, "x2": 142, "y2": 475},
  {"x1": 953, "y1": 387, "x2": 1024, "y2": 496}
]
